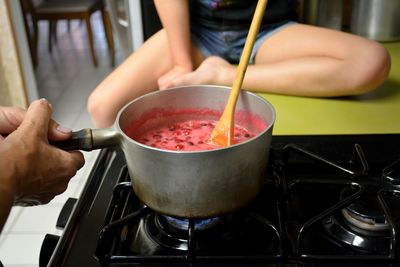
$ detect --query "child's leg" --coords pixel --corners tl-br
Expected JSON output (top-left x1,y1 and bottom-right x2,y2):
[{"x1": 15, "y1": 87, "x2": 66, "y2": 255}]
[
  {"x1": 168, "y1": 24, "x2": 390, "y2": 97},
  {"x1": 246, "y1": 23, "x2": 390, "y2": 96},
  {"x1": 87, "y1": 29, "x2": 204, "y2": 128}
]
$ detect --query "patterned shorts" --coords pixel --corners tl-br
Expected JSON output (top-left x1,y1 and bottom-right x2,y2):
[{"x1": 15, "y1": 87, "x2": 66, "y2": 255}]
[{"x1": 191, "y1": 20, "x2": 297, "y2": 64}]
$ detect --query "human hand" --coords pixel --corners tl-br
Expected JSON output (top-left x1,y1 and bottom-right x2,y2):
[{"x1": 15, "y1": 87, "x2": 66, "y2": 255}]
[
  {"x1": 0, "y1": 104, "x2": 72, "y2": 143},
  {"x1": 0, "y1": 99, "x2": 85, "y2": 206},
  {"x1": 157, "y1": 65, "x2": 193, "y2": 90}
]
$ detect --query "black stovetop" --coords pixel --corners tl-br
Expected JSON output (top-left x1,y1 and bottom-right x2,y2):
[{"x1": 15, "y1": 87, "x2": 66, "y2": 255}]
[{"x1": 44, "y1": 134, "x2": 400, "y2": 267}]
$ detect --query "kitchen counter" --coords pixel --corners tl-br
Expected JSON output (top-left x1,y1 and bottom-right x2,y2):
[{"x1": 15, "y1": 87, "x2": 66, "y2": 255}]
[{"x1": 257, "y1": 42, "x2": 400, "y2": 135}]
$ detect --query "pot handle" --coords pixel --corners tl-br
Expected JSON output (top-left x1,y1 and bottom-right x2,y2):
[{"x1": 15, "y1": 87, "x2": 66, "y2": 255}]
[{"x1": 51, "y1": 128, "x2": 120, "y2": 151}]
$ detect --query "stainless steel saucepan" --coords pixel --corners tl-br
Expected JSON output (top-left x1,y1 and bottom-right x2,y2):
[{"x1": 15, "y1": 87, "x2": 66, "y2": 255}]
[{"x1": 56, "y1": 85, "x2": 276, "y2": 218}]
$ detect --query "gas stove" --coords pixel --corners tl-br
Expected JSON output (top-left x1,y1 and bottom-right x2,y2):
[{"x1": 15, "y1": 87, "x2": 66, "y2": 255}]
[{"x1": 41, "y1": 134, "x2": 400, "y2": 267}]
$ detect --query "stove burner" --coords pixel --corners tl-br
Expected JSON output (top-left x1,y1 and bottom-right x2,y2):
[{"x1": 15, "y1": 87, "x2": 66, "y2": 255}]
[
  {"x1": 341, "y1": 208, "x2": 389, "y2": 232},
  {"x1": 320, "y1": 184, "x2": 394, "y2": 253},
  {"x1": 322, "y1": 214, "x2": 391, "y2": 253},
  {"x1": 143, "y1": 213, "x2": 225, "y2": 251},
  {"x1": 340, "y1": 187, "x2": 390, "y2": 232},
  {"x1": 162, "y1": 215, "x2": 222, "y2": 231},
  {"x1": 143, "y1": 213, "x2": 187, "y2": 251}
]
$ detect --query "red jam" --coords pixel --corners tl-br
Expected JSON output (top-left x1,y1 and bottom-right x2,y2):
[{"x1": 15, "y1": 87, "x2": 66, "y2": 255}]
[
  {"x1": 132, "y1": 119, "x2": 255, "y2": 151},
  {"x1": 124, "y1": 108, "x2": 267, "y2": 151}
]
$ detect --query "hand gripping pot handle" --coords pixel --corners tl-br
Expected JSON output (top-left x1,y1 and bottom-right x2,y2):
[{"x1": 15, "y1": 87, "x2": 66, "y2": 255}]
[{"x1": 52, "y1": 128, "x2": 120, "y2": 151}]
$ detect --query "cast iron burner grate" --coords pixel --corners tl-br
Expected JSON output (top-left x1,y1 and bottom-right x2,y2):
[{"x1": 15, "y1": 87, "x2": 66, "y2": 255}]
[
  {"x1": 95, "y1": 167, "x2": 283, "y2": 265},
  {"x1": 95, "y1": 143, "x2": 400, "y2": 266},
  {"x1": 280, "y1": 144, "x2": 400, "y2": 261}
]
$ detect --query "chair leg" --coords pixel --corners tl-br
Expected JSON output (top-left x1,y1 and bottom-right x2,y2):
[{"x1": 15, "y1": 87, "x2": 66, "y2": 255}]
[
  {"x1": 85, "y1": 14, "x2": 98, "y2": 67},
  {"x1": 48, "y1": 21, "x2": 53, "y2": 52},
  {"x1": 21, "y1": 4, "x2": 37, "y2": 67},
  {"x1": 101, "y1": 8, "x2": 115, "y2": 67},
  {"x1": 32, "y1": 19, "x2": 39, "y2": 67},
  {"x1": 53, "y1": 21, "x2": 58, "y2": 44}
]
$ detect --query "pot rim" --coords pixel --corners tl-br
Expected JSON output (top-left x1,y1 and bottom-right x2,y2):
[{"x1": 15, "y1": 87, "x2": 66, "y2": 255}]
[{"x1": 114, "y1": 85, "x2": 276, "y2": 154}]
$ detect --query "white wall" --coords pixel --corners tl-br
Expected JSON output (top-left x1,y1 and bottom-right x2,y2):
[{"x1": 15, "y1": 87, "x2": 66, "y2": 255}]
[{"x1": 7, "y1": 0, "x2": 39, "y2": 102}]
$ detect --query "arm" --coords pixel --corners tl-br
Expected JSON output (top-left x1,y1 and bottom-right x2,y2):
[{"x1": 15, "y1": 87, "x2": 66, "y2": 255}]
[
  {"x1": 0, "y1": 99, "x2": 85, "y2": 232},
  {"x1": 154, "y1": 0, "x2": 193, "y2": 89}
]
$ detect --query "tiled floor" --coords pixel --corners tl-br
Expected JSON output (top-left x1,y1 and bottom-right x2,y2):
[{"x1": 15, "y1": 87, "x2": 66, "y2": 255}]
[{"x1": 0, "y1": 12, "x2": 123, "y2": 266}]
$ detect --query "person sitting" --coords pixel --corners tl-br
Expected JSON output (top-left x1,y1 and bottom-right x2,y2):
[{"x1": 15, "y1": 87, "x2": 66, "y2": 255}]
[{"x1": 87, "y1": 0, "x2": 391, "y2": 128}]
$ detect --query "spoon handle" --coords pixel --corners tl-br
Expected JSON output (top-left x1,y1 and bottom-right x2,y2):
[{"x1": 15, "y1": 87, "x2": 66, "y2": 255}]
[
  {"x1": 209, "y1": 0, "x2": 268, "y2": 147},
  {"x1": 226, "y1": 0, "x2": 269, "y2": 113}
]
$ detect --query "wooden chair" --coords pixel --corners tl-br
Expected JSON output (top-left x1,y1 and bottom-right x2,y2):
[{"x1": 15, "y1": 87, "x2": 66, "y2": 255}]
[{"x1": 20, "y1": 0, "x2": 115, "y2": 67}]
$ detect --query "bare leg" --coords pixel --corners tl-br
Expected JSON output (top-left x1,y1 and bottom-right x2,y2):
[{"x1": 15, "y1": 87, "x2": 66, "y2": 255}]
[
  {"x1": 87, "y1": 29, "x2": 204, "y2": 127},
  {"x1": 170, "y1": 24, "x2": 391, "y2": 97}
]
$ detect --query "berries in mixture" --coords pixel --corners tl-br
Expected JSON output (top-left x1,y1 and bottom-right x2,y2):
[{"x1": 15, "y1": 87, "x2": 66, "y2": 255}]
[{"x1": 132, "y1": 119, "x2": 256, "y2": 151}]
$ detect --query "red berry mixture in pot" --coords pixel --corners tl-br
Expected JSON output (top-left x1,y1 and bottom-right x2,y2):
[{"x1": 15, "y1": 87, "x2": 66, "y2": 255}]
[
  {"x1": 124, "y1": 108, "x2": 267, "y2": 152},
  {"x1": 133, "y1": 119, "x2": 255, "y2": 151}
]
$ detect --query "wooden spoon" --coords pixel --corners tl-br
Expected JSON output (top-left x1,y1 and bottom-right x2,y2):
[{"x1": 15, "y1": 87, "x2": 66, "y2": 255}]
[{"x1": 209, "y1": 0, "x2": 268, "y2": 147}]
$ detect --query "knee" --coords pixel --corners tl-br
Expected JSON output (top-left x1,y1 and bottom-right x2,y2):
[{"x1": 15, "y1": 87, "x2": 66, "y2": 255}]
[
  {"x1": 87, "y1": 91, "x2": 115, "y2": 128},
  {"x1": 348, "y1": 42, "x2": 391, "y2": 95}
]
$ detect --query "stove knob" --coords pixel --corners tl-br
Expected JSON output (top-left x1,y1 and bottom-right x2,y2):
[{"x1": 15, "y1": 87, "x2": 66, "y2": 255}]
[
  {"x1": 39, "y1": 234, "x2": 59, "y2": 267},
  {"x1": 56, "y1": 198, "x2": 77, "y2": 229}
]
